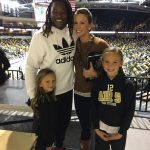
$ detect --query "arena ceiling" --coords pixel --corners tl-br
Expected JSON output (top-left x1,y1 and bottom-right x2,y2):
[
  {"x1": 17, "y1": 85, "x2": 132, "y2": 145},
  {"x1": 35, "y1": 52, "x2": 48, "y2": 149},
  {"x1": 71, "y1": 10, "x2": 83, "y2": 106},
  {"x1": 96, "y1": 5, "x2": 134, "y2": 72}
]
[
  {"x1": 77, "y1": 0, "x2": 150, "y2": 13},
  {"x1": 8, "y1": 0, "x2": 150, "y2": 13},
  {"x1": 9, "y1": 0, "x2": 34, "y2": 13},
  {"x1": 12, "y1": 0, "x2": 33, "y2": 4}
]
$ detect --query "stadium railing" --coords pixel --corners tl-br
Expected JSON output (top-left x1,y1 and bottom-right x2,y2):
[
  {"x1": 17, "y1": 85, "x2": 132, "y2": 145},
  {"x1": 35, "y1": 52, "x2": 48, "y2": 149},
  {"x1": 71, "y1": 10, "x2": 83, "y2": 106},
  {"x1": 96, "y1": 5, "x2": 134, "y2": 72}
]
[
  {"x1": 6, "y1": 69, "x2": 24, "y2": 80},
  {"x1": 128, "y1": 76, "x2": 150, "y2": 118},
  {"x1": 0, "y1": 70, "x2": 150, "y2": 126}
]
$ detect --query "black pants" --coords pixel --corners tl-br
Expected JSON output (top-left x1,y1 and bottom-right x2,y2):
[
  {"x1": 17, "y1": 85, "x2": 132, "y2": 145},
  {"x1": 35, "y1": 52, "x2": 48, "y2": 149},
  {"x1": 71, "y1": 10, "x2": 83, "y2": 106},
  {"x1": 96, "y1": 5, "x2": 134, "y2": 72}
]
[
  {"x1": 95, "y1": 133, "x2": 127, "y2": 150},
  {"x1": 74, "y1": 94, "x2": 92, "y2": 140},
  {"x1": 55, "y1": 90, "x2": 73, "y2": 147},
  {"x1": 34, "y1": 101, "x2": 57, "y2": 150}
]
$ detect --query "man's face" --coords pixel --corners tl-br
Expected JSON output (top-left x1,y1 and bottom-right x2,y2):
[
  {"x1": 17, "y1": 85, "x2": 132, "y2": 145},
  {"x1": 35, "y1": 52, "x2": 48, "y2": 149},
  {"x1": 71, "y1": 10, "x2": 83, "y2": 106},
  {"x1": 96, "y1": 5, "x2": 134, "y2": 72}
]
[{"x1": 51, "y1": 1, "x2": 68, "y2": 30}]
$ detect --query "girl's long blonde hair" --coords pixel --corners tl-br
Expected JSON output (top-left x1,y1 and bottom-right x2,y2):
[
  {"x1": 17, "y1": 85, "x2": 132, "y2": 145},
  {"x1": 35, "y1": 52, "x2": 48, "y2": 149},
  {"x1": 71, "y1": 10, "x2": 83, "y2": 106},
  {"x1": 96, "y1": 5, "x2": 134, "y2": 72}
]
[{"x1": 31, "y1": 68, "x2": 56, "y2": 115}]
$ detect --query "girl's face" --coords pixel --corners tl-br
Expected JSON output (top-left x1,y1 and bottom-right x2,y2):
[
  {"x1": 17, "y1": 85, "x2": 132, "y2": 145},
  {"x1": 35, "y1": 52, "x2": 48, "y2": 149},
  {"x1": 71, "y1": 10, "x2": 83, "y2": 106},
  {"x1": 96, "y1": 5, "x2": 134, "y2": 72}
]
[
  {"x1": 40, "y1": 73, "x2": 56, "y2": 93},
  {"x1": 74, "y1": 14, "x2": 92, "y2": 39},
  {"x1": 102, "y1": 52, "x2": 123, "y2": 80},
  {"x1": 51, "y1": 1, "x2": 68, "y2": 30}
]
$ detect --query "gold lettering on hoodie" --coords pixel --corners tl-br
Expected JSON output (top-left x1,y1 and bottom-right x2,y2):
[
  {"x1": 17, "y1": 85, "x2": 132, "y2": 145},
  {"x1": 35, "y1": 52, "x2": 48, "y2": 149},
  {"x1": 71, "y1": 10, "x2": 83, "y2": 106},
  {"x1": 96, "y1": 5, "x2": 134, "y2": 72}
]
[{"x1": 98, "y1": 84, "x2": 121, "y2": 105}]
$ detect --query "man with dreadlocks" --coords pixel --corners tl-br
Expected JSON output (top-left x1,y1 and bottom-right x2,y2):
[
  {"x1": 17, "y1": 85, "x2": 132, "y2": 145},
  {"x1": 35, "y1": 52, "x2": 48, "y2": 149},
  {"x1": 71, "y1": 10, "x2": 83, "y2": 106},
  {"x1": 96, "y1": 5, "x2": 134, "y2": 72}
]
[{"x1": 25, "y1": 0, "x2": 75, "y2": 149}]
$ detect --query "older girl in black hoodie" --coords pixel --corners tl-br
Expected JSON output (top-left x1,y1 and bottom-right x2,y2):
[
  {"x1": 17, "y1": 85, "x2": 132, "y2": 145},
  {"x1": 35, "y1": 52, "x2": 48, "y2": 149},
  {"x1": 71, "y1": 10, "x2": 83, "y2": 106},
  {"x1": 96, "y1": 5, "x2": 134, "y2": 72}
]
[{"x1": 92, "y1": 47, "x2": 136, "y2": 150}]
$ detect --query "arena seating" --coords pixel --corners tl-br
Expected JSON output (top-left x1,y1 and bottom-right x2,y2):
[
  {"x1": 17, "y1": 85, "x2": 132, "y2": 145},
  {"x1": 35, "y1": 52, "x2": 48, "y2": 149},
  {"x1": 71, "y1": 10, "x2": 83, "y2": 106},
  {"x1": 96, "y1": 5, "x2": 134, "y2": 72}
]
[{"x1": 1, "y1": 35, "x2": 149, "y2": 77}]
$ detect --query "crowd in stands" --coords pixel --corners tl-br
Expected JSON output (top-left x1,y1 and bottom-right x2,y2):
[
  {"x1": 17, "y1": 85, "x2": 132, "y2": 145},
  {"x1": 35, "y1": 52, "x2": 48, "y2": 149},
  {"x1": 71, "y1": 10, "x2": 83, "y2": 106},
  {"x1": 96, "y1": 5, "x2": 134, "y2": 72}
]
[
  {"x1": 1, "y1": 9, "x2": 149, "y2": 33},
  {"x1": 0, "y1": 31, "x2": 32, "y2": 36},
  {"x1": 3, "y1": 23, "x2": 39, "y2": 30},
  {"x1": 0, "y1": 35, "x2": 149, "y2": 77},
  {"x1": 0, "y1": 38, "x2": 30, "y2": 60},
  {"x1": 91, "y1": 9, "x2": 150, "y2": 32},
  {"x1": 101, "y1": 35, "x2": 150, "y2": 77},
  {"x1": 0, "y1": 9, "x2": 150, "y2": 77}
]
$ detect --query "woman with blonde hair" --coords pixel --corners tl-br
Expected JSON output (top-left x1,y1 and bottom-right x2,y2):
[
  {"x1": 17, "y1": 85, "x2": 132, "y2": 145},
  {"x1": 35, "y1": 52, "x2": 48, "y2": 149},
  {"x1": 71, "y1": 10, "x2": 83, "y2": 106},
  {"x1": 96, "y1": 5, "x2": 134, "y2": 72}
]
[{"x1": 73, "y1": 8, "x2": 109, "y2": 150}]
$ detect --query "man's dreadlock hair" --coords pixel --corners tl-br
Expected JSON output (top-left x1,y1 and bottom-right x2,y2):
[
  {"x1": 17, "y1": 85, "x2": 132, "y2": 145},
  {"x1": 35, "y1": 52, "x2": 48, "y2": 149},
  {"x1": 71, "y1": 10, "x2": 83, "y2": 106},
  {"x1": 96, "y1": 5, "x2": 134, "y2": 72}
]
[{"x1": 42, "y1": 0, "x2": 73, "y2": 38}]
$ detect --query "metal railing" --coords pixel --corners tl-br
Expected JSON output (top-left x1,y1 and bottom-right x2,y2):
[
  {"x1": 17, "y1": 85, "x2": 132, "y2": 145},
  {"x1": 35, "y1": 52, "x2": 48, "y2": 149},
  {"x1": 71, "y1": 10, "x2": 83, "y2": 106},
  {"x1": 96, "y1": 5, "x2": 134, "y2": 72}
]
[
  {"x1": 128, "y1": 77, "x2": 150, "y2": 118},
  {"x1": 6, "y1": 69, "x2": 24, "y2": 80},
  {"x1": 0, "y1": 72, "x2": 149, "y2": 127}
]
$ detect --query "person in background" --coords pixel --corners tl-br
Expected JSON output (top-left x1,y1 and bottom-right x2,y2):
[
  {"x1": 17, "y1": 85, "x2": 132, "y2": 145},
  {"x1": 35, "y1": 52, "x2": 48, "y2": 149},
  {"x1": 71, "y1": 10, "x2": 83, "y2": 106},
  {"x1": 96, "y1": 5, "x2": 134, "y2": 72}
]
[
  {"x1": 31, "y1": 68, "x2": 57, "y2": 150},
  {"x1": 25, "y1": 0, "x2": 75, "y2": 149},
  {"x1": 73, "y1": 8, "x2": 109, "y2": 150},
  {"x1": 92, "y1": 47, "x2": 136, "y2": 150},
  {"x1": 0, "y1": 48, "x2": 10, "y2": 85}
]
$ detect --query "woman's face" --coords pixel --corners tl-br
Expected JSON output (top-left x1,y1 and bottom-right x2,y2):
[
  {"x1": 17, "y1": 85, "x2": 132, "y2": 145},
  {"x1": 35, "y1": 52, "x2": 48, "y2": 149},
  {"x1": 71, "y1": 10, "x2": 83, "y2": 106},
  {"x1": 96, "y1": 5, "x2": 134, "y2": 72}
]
[
  {"x1": 51, "y1": 1, "x2": 68, "y2": 30},
  {"x1": 102, "y1": 52, "x2": 123, "y2": 80},
  {"x1": 74, "y1": 14, "x2": 92, "y2": 39}
]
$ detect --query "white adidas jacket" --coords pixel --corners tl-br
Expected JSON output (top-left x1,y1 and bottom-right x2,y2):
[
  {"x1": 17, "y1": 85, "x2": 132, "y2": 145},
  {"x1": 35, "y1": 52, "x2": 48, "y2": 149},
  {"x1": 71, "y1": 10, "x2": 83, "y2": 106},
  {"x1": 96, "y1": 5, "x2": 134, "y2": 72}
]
[{"x1": 25, "y1": 26, "x2": 75, "y2": 99}]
